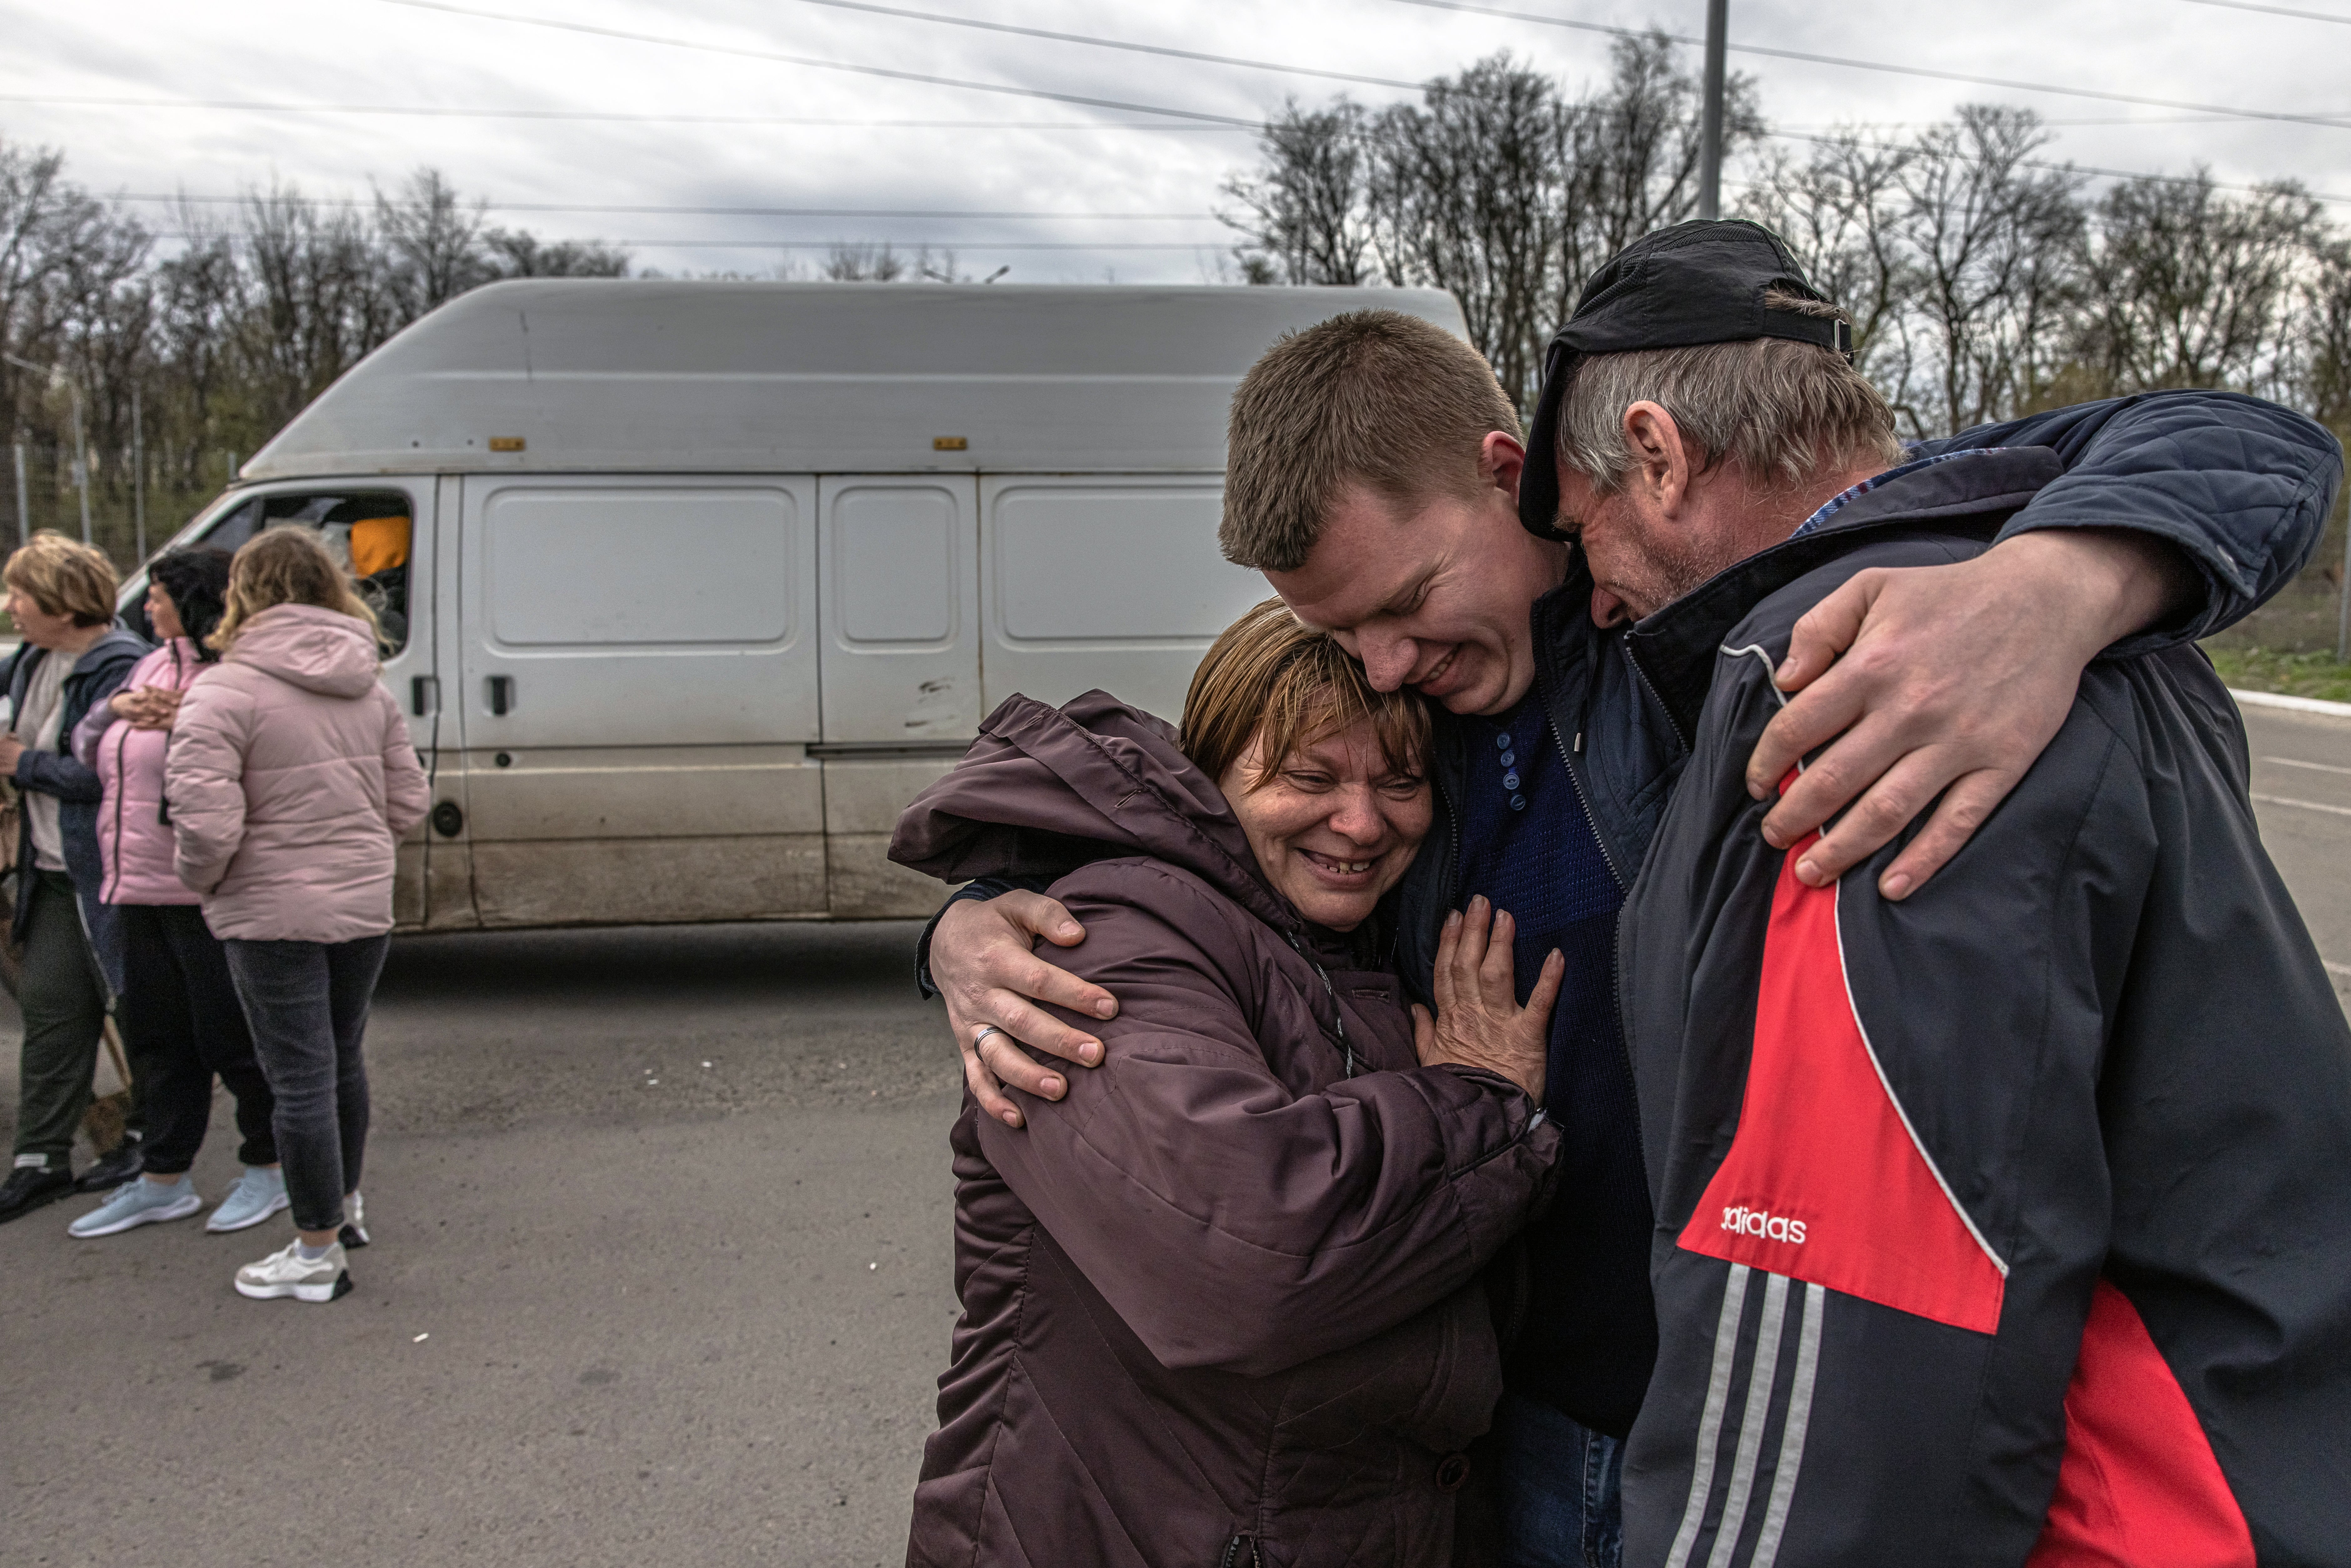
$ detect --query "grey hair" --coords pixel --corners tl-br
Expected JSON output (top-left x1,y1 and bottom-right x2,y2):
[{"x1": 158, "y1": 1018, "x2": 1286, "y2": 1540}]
[{"x1": 1555, "y1": 289, "x2": 1900, "y2": 497}]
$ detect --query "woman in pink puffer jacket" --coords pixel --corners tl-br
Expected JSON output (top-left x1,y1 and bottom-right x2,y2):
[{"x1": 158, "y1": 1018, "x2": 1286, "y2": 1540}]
[
  {"x1": 165, "y1": 528, "x2": 428, "y2": 1304},
  {"x1": 64, "y1": 547, "x2": 289, "y2": 1244}
]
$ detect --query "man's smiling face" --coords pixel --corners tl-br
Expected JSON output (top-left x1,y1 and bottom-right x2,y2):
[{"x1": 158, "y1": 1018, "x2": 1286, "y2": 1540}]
[{"x1": 1264, "y1": 433, "x2": 1568, "y2": 719}]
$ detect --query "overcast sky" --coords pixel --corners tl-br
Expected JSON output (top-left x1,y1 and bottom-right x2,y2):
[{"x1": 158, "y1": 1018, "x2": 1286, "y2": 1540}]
[{"x1": 5, "y1": 0, "x2": 2349, "y2": 283}]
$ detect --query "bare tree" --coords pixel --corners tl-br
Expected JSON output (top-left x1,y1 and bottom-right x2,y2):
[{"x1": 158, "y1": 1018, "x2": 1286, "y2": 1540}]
[
  {"x1": 375, "y1": 168, "x2": 491, "y2": 315},
  {"x1": 1221, "y1": 99, "x2": 1376, "y2": 287},
  {"x1": 1894, "y1": 107, "x2": 2085, "y2": 437},
  {"x1": 1221, "y1": 41, "x2": 1758, "y2": 408},
  {"x1": 482, "y1": 229, "x2": 630, "y2": 279},
  {"x1": 1368, "y1": 55, "x2": 1570, "y2": 404},
  {"x1": 2071, "y1": 171, "x2": 2318, "y2": 400},
  {"x1": 1558, "y1": 31, "x2": 1761, "y2": 290},
  {"x1": 1738, "y1": 132, "x2": 1917, "y2": 409}
]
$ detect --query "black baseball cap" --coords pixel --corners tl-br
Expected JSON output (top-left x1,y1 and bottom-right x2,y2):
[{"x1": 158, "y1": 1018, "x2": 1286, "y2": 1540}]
[{"x1": 1517, "y1": 219, "x2": 1853, "y2": 540}]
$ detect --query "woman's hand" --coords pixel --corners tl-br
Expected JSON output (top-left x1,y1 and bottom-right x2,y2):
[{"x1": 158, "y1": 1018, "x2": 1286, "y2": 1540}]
[
  {"x1": 110, "y1": 690, "x2": 141, "y2": 721},
  {"x1": 1412, "y1": 895, "x2": 1563, "y2": 1103},
  {"x1": 123, "y1": 686, "x2": 183, "y2": 730},
  {"x1": 0, "y1": 733, "x2": 21, "y2": 773}
]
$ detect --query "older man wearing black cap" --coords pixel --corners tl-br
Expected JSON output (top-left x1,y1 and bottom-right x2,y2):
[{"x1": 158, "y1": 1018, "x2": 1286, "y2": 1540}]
[{"x1": 921, "y1": 219, "x2": 2342, "y2": 1566}]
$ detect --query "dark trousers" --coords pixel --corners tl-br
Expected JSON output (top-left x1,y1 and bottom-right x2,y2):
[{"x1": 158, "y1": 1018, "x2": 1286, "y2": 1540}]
[
  {"x1": 119, "y1": 903, "x2": 275, "y2": 1174},
  {"x1": 1492, "y1": 1391, "x2": 1624, "y2": 1568},
  {"x1": 12, "y1": 871, "x2": 113, "y2": 1170},
  {"x1": 222, "y1": 935, "x2": 388, "y2": 1234}
]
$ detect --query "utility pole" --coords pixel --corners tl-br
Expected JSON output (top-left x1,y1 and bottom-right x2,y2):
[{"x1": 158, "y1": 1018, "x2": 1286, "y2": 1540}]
[
  {"x1": 2338, "y1": 518, "x2": 2351, "y2": 662},
  {"x1": 11, "y1": 440, "x2": 25, "y2": 547},
  {"x1": 1, "y1": 353, "x2": 89, "y2": 544},
  {"x1": 1698, "y1": 0, "x2": 1729, "y2": 221},
  {"x1": 71, "y1": 393, "x2": 90, "y2": 545},
  {"x1": 132, "y1": 385, "x2": 146, "y2": 562}
]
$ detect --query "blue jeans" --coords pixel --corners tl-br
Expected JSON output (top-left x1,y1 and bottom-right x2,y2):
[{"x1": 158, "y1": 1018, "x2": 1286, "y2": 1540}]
[{"x1": 1493, "y1": 1391, "x2": 1624, "y2": 1568}]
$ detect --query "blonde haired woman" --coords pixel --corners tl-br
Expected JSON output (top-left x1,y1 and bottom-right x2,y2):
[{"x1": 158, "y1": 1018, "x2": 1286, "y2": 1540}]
[
  {"x1": 0, "y1": 534, "x2": 150, "y2": 1223},
  {"x1": 166, "y1": 527, "x2": 428, "y2": 1302}
]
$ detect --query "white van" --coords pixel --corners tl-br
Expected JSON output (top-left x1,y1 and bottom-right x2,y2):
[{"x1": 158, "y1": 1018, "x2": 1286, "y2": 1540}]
[{"x1": 136, "y1": 281, "x2": 1468, "y2": 934}]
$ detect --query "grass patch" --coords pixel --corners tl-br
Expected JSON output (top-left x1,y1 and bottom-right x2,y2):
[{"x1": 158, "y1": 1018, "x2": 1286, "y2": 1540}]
[{"x1": 2204, "y1": 645, "x2": 2351, "y2": 704}]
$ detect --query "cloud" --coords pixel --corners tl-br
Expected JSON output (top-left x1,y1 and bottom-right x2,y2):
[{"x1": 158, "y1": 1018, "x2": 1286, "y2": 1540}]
[{"x1": 4, "y1": 0, "x2": 2347, "y2": 281}]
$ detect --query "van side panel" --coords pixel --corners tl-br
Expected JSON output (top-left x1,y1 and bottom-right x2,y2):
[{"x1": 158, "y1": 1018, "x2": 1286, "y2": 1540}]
[
  {"x1": 456, "y1": 474, "x2": 828, "y2": 925},
  {"x1": 979, "y1": 475, "x2": 1264, "y2": 721},
  {"x1": 822, "y1": 754, "x2": 964, "y2": 917},
  {"x1": 817, "y1": 476, "x2": 983, "y2": 743}
]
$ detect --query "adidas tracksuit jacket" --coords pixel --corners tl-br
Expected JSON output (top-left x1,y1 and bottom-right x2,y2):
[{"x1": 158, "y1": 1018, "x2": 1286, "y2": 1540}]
[{"x1": 1616, "y1": 449, "x2": 2351, "y2": 1565}]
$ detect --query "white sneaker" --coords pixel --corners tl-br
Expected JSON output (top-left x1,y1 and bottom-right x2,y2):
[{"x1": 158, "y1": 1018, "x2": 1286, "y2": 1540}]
[
  {"x1": 69, "y1": 1176, "x2": 203, "y2": 1238},
  {"x1": 339, "y1": 1191, "x2": 368, "y2": 1249},
  {"x1": 234, "y1": 1240, "x2": 352, "y2": 1303}
]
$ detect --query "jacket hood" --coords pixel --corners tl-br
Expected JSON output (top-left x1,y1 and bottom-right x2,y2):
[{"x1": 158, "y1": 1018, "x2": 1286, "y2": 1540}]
[
  {"x1": 892, "y1": 691, "x2": 1306, "y2": 940},
  {"x1": 54, "y1": 626, "x2": 149, "y2": 685},
  {"x1": 224, "y1": 604, "x2": 382, "y2": 697}
]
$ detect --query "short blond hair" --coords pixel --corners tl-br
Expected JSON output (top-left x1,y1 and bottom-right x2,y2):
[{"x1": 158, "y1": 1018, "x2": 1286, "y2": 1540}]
[
  {"x1": 211, "y1": 526, "x2": 385, "y2": 655},
  {"x1": 1181, "y1": 598, "x2": 1430, "y2": 792},
  {"x1": 3, "y1": 532, "x2": 118, "y2": 627},
  {"x1": 1221, "y1": 310, "x2": 1521, "y2": 573}
]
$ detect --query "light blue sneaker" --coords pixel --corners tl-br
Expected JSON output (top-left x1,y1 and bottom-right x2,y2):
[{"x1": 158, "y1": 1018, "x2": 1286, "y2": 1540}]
[
  {"x1": 69, "y1": 1175, "x2": 203, "y2": 1238},
  {"x1": 205, "y1": 1166, "x2": 290, "y2": 1234}
]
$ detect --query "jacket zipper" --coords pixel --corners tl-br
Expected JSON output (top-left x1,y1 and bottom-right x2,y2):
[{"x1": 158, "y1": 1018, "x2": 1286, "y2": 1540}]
[
  {"x1": 1284, "y1": 933, "x2": 1357, "y2": 1078},
  {"x1": 1219, "y1": 1535, "x2": 1260, "y2": 1568},
  {"x1": 1540, "y1": 626, "x2": 1655, "y2": 1178},
  {"x1": 107, "y1": 722, "x2": 129, "y2": 903}
]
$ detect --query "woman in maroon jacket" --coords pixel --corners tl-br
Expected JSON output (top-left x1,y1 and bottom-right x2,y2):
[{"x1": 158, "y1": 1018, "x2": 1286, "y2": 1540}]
[{"x1": 891, "y1": 600, "x2": 1564, "y2": 1568}]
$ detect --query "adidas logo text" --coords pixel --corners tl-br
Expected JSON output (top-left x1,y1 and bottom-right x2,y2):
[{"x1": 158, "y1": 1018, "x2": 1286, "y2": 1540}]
[{"x1": 1721, "y1": 1204, "x2": 1807, "y2": 1245}]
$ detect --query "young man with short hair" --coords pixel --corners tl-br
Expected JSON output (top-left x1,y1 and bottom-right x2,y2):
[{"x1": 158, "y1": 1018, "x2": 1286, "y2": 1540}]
[{"x1": 924, "y1": 222, "x2": 2341, "y2": 1565}]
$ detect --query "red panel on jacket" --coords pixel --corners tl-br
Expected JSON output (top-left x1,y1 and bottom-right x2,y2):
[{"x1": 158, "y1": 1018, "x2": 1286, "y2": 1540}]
[
  {"x1": 2028, "y1": 1279, "x2": 2254, "y2": 1567},
  {"x1": 1675, "y1": 822, "x2": 2007, "y2": 1334}
]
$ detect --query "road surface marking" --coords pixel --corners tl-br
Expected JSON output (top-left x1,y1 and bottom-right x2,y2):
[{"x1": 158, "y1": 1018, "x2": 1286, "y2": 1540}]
[
  {"x1": 2262, "y1": 756, "x2": 2351, "y2": 776},
  {"x1": 2252, "y1": 793, "x2": 2351, "y2": 818}
]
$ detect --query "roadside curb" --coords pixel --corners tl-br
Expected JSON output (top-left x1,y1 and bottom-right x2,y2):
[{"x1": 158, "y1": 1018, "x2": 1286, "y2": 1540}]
[{"x1": 2231, "y1": 688, "x2": 2351, "y2": 719}]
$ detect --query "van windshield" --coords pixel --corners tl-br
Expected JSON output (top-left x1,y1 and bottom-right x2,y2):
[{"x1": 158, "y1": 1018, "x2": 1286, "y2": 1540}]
[{"x1": 165, "y1": 490, "x2": 414, "y2": 655}]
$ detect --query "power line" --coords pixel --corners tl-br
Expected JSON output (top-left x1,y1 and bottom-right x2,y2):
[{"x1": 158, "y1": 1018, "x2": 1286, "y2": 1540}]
[
  {"x1": 0, "y1": 93, "x2": 1243, "y2": 131},
  {"x1": 787, "y1": 0, "x2": 1423, "y2": 90},
  {"x1": 1384, "y1": 0, "x2": 2351, "y2": 133},
  {"x1": 1767, "y1": 130, "x2": 2351, "y2": 207},
  {"x1": 2180, "y1": 0, "x2": 2351, "y2": 20},
  {"x1": 366, "y1": 0, "x2": 1259, "y2": 126},
  {"x1": 116, "y1": 193, "x2": 1218, "y2": 220},
  {"x1": 147, "y1": 234, "x2": 1228, "y2": 251}
]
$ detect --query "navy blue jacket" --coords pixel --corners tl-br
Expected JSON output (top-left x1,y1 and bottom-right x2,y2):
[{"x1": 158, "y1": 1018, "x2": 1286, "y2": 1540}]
[{"x1": 6, "y1": 626, "x2": 151, "y2": 993}]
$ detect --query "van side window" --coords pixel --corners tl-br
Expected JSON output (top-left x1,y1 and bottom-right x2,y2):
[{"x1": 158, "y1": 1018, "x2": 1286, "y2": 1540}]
[{"x1": 194, "y1": 491, "x2": 413, "y2": 654}]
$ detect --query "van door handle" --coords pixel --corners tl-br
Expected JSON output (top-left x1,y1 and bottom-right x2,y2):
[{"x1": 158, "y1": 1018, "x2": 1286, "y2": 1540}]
[
  {"x1": 487, "y1": 675, "x2": 512, "y2": 716},
  {"x1": 411, "y1": 676, "x2": 438, "y2": 717}
]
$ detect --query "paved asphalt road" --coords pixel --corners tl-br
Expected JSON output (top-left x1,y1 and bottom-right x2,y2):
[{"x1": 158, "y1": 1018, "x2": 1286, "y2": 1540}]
[{"x1": 5, "y1": 700, "x2": 2349, "y2": 1567}]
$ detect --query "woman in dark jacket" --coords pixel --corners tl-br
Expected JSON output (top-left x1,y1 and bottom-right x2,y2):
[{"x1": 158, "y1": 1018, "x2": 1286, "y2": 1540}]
[
  {"x1": 0, "y1": 533, "x2": 150, "y2": 1222},
  {"x1": 891, "y1": 600, "x2": 1565, "y2": 1567}
]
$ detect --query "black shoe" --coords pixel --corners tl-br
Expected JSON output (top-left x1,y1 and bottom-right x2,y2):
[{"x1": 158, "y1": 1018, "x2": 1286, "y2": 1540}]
[
  {"x1": 0, "y1": 1165, "x2": 76, "y2": 1224},
  {"x1": 73, "y1": 1140, "x2": 144, "y2": 1194}
]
